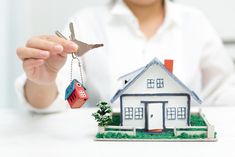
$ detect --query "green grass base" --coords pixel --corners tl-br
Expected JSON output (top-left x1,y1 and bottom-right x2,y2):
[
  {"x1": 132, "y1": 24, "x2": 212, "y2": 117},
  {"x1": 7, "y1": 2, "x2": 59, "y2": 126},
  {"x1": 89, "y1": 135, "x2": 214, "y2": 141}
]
[
  {"x1": 98, "y1": 112, "x2": 216, "y2": 140},
  {"x1": 96, "y1": 130, "x2": 208, "y2": 140}
]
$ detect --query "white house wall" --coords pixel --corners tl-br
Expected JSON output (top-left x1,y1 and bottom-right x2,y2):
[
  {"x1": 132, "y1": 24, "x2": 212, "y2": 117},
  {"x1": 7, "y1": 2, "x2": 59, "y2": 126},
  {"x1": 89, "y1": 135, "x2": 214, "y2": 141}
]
[
  {"x1": 125, "y1": 64, "x2": 186, "y2": 94},
  {"x1": 121, "y1": 95, "x2": 189, "y2": 129},
  {"x1": 123, "y1": 64, "x2": 199, "y2": 106}
]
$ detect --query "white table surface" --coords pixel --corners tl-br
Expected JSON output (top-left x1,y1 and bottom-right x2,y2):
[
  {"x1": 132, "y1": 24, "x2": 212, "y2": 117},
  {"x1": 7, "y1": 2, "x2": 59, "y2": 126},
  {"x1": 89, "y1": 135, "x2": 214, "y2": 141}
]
[{"x1": 0, "y1": 106, "x2": 234, "y2": 157}]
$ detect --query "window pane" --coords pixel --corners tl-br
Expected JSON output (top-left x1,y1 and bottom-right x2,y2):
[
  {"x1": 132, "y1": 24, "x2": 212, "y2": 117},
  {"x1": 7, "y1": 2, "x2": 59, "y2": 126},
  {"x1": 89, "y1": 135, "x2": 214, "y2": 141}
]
[
  {"x1": 135, "y1": 107, "x2": 144, "y2": 120},
  {"x1": 156, "y1": 78, "x2": 164, "y2": 88},
  {"x1": 79, "y1": 91, "x2": 86, "y2": 97},
  {"x1": 124, "y1": 107, "x2": 133, "y2": 120},
  {"x1": 166, "y1": 107, "x2": 176, "y2": 120},
  {"x1": 147, "y1": 79, "x2": 155, "y2": 88},
  {"x1": 177, "y1": 107, "x2": 186, "y2": 119}
]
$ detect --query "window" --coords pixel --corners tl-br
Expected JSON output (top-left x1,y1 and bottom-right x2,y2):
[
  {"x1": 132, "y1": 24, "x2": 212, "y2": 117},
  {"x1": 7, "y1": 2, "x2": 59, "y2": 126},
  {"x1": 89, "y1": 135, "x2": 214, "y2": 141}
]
[
  {"x1": 177, "y1": 107, "x2": 186, "y2": 119},
  {"x1": 70, "y1": 94, "x2": 75, "y2": 102},
  {"x1": 124, "y1": 79, "x2": 130, "y2": 84},
  {"x1": 156, "y1": 78, "x2": 164, "y2": 88},
  {"x1": 147, "y1": 79, "x2": 155, "y2": 88},
  {"x1": 124, "y1": 107, "x2": 133, "y2": 120},
  {"x1": 166, "y1": 107, "x2": 176, "y2": 120},
  {"x1": 135, "y1": 107, "x2": 144, "y2": 120},
  {"x1": 79, "y1": 91, "x2": 86, "y2": 97}
]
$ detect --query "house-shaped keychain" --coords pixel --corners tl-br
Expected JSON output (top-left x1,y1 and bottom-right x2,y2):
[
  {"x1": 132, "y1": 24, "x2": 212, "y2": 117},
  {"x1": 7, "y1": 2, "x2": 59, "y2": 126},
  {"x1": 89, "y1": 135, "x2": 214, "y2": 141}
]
[
  {"x1": 56, "y1": 22, "x2": 103, "y2": 109},
  {"x1": 65, "y1": 79, "x2": 89, "y2": 108}
]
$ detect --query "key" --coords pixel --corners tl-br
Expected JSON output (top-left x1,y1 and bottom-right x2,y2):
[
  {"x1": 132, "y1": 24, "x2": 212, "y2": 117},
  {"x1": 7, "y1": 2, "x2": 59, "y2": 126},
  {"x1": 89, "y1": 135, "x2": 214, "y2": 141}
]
[
  {"x1": 69, "y1": 23, "x2": 76, "y2": 41},
  {"x1": 55, "y1": 31, "x2": 67, "y2": 40},
  {"x1": 72, "y1": 39, "x2": 104, "y2": 56},
  {"x1": 55, "y1": 22, "x2": 104, "y2": 57}
]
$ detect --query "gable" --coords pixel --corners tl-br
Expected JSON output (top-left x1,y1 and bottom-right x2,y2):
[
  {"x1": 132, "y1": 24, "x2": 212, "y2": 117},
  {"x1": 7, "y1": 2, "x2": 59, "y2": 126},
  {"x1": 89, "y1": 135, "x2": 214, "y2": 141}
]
[
  {"x1": 111, "y1": 58, "x2": 202, "y2": 104},
  {"x1": 124, "y1": 64, "x2": 186, "y2": 94}
]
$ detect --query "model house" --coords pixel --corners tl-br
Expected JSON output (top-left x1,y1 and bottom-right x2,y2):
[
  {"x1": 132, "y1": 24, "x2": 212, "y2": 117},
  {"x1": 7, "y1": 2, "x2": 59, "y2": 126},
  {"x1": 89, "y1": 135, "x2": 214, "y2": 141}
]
[
  {"x1": 111, "y1": 58, "x2": 202, "y2": 132},
  {"x1": 65, "y1": 79, "x2": 88, "y2": 108}
]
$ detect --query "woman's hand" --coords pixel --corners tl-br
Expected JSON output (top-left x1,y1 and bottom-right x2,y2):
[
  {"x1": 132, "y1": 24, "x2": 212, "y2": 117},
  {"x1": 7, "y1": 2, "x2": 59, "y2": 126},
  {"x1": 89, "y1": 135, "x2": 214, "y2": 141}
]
[{"x1": 17, "y1": 35, "x2": 78, "y2": 85}]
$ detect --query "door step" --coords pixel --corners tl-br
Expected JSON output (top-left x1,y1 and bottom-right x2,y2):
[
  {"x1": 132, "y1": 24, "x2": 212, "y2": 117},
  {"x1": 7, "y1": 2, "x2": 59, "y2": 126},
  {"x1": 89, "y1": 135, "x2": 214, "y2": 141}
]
[{"x1": 148, "y1": 129, "x2": 163, "y2": 133}]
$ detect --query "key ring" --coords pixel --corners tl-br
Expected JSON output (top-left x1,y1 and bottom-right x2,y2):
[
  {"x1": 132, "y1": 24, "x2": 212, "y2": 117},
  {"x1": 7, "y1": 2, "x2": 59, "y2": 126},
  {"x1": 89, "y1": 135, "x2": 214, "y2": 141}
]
[
  {"x1": 72, "y1": 52, "x2": 77, "y2": 59},
  {"x1": 70, "y1": 57, "x2": 84, "y2": 84}
]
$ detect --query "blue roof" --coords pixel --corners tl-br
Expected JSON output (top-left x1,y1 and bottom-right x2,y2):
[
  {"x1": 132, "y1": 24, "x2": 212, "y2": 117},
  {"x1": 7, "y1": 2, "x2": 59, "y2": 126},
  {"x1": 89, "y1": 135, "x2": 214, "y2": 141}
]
[
  {"x1": 65, "y1": 79, "x2": 86, "y2": 100},
  {"x1": 65, "y1": 79, "x2": 78, "y2": 100},
  {"x1": 111, "y1": 57, "x2": 202, "y2": 104}
]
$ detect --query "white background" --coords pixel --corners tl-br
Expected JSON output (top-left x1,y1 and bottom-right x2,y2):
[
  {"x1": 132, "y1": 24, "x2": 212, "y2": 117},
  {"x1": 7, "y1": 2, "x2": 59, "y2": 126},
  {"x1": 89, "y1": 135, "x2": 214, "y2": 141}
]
[
  {"x1": 0, "y1": 0, "x2": 235, "y2": 108},
  {"x1": 0, "y1": 107, "x2": 234, "y2": 157},
  {"x1": 177, "y1": 0, "x2": 235, "y2": 39}
]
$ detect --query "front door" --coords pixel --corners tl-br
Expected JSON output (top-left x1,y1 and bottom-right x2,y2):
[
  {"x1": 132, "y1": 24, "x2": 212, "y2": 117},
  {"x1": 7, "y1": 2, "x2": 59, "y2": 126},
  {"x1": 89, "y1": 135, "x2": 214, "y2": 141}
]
[{"x1": 146, "y1": 102, "x2": 164, "y2": 130}]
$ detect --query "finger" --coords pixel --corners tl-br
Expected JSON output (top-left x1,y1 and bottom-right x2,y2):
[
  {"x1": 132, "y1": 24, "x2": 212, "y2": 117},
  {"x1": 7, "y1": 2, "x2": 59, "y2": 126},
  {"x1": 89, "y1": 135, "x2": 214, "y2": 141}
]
[
  {"x1": 17, "y1": 47, "x2": 50, "y2": 60},
  {"x1": 23, "y1": 59, "x2": 44, "y2": 71},
  {"x1": 40, "y1": 35, "x2": 78, "y2": 52},
  {"x1": 26, "y1": 36, "x2": 64, "y2": 53}
]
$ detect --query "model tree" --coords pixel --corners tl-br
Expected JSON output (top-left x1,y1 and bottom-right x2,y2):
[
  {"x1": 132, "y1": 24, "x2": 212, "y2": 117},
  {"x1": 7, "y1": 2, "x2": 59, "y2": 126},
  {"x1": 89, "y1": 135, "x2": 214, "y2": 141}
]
[{"x1": 92, "y1": 101, "x2": 112, "y2": 127}]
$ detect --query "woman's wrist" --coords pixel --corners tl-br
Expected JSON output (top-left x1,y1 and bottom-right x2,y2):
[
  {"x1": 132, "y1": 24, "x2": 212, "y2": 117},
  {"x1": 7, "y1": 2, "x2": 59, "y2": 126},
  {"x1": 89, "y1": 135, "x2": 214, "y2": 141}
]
[{"x1": 24, "y1": 79, "x2": 58, "y2": 109}]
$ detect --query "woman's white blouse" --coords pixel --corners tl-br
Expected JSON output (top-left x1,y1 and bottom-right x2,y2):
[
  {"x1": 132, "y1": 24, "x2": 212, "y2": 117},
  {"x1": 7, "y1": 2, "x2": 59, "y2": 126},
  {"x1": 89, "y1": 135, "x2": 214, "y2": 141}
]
[{"x1": 15, "y1": 0, "x2": 235, "y2": 113}]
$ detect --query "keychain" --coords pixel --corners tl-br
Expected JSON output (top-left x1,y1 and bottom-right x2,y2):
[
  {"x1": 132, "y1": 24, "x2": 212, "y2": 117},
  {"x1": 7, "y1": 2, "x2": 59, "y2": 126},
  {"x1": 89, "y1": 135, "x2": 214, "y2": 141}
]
[{"x1": 55, "y1": 22, "x2": 103, "y2": 108}]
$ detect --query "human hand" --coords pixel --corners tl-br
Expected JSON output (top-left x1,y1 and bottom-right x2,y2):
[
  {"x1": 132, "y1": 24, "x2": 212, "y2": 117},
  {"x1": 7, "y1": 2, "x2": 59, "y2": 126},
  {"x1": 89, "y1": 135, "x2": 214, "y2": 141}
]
[{"x1": 16, "y1": 35, "x2": 78, "y2": 85}]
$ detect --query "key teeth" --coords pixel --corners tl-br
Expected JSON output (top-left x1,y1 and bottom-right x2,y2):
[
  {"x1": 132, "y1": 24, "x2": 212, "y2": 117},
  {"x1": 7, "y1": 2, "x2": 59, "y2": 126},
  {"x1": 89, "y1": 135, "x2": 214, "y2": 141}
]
[{"x1": 91, "y1": 44, "x2": 104, "y2": 49}]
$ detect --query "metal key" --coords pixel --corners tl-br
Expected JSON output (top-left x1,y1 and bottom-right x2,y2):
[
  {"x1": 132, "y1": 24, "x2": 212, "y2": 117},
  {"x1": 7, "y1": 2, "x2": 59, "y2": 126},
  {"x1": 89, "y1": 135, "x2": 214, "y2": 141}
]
[
  {"x1": 55, "y1": 31, "x2": 67, "y2": 40},
  {"x1": 69, "y1": 23, "x2": 76, "y2": 41},
  {"x1": 55, "y1": 22, "x2": 103, "y2": 58}
]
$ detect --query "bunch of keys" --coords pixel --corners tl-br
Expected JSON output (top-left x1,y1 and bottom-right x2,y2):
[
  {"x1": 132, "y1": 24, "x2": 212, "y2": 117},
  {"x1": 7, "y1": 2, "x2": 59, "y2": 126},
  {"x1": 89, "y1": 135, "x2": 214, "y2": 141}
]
[{"x1": 56, "y1": 22, "x2": 103, "y2": 109}]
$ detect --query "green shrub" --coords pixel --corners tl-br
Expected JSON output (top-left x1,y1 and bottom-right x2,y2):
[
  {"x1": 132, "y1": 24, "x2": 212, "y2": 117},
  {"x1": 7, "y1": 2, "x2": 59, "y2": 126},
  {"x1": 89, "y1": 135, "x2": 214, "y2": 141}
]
[
  {"x1": 199, "y1": 133, "x2": 207, "y2": 139},
  {"x1": 96, "y1": 130, "x2": 209, "y2": 139},
  {"x1": 214, "y1": 132, "x2": 217, "y2": 138},
  {"x1": 135, "y1": 130, "x2": 175, "y2": 139},
  {"x1": 108, "y1": 113, "x2": 121, "y2": 126},
  {"x1": 96, "y1": 133, "x2": 104, "y2": 138},
  {"x1": 104, "y1": 132, "x2": 114, "y2": 138},
  {"x1": 190, "y1": 114, "x2": 206, "y2": 126},
  {"x1": 178, "y1": 133, "x2": 189, "y2": 139},
  {"x1": 96, "y1": 132, "x2": 132, "y2": 139},
  {"x1": 177, "y1": 132, "x2": 207, "y2": 139},
  {"x1": 92, "y1": 101, "x2": 112, "y2": 127}
]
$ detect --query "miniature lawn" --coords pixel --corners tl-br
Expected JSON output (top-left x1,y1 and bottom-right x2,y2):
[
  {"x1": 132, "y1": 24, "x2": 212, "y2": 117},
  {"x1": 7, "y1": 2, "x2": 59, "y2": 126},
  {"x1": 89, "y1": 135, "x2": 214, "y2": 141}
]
[{"x1": 95, "y1": 113, "x2": 215, "y2": 140}]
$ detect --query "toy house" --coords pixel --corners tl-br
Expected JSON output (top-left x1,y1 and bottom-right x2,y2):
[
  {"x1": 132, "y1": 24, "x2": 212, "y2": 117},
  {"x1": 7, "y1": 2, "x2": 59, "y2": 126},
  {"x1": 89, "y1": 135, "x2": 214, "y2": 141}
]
[
  {"x1": 65, "y1": 79, "x2": 88, "y2": 108},
  {"x1": 111, "y1": 58, "x2": 202, "y2": 132}
]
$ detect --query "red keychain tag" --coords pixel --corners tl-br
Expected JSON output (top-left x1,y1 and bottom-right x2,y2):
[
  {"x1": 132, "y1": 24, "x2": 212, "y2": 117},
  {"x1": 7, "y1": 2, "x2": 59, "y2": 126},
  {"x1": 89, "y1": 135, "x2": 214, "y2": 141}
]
[
  {"x1": 64, "y1": 57, "x2": 88, "y2": 109},
  {"x1": 65, "y1": 79, "x2": 88, "y2": 108}
]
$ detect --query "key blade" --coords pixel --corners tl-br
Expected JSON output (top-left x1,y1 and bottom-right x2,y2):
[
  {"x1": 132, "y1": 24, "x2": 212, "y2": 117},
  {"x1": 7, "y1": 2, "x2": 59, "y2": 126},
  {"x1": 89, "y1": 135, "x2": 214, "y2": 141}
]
[
  {"x1": 90, "y1": 44, "x2": 104, "y2": 49},
  {"x1": 55, "y1": 31, "x2": 67, "y2": 40},
  {"x1": 69, "y1": 22, "x2": 76, "y2": 40},
  {"x1": 73, "y1": 40, "x2": 103, "y2": 56}
]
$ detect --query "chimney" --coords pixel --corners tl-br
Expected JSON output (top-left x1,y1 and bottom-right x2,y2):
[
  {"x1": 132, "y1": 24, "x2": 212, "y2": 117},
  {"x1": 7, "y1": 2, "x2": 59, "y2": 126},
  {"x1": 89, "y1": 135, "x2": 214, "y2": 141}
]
[{"x1": 164, "y1": 59, "x2": 174, "y2": 73}]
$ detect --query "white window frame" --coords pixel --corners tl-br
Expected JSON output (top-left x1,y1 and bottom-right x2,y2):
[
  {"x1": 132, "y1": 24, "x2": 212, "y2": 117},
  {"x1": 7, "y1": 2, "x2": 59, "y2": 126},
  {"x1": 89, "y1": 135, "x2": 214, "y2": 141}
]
[
  {"x1": 135, "y1": 107, "x2": 144, "y2": 120},
  {"x1": 79, "y1": 90, "x2": 86, "y2": 97},
  {"x1": 147, "y1": 79, "x2": 155, "y2": 88},
  {"x1": 124, "y1": 107, "x2": 133, "y2": 120},
  {"x1": 156, "y1": 78, "x2": 164, "y2": 88},
  {"x1": 166, "y1": 107, "x2": 176, "y2": 120},
  {"x1": 177, "y1": 107, "x2": 187, "y2": 119}
]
